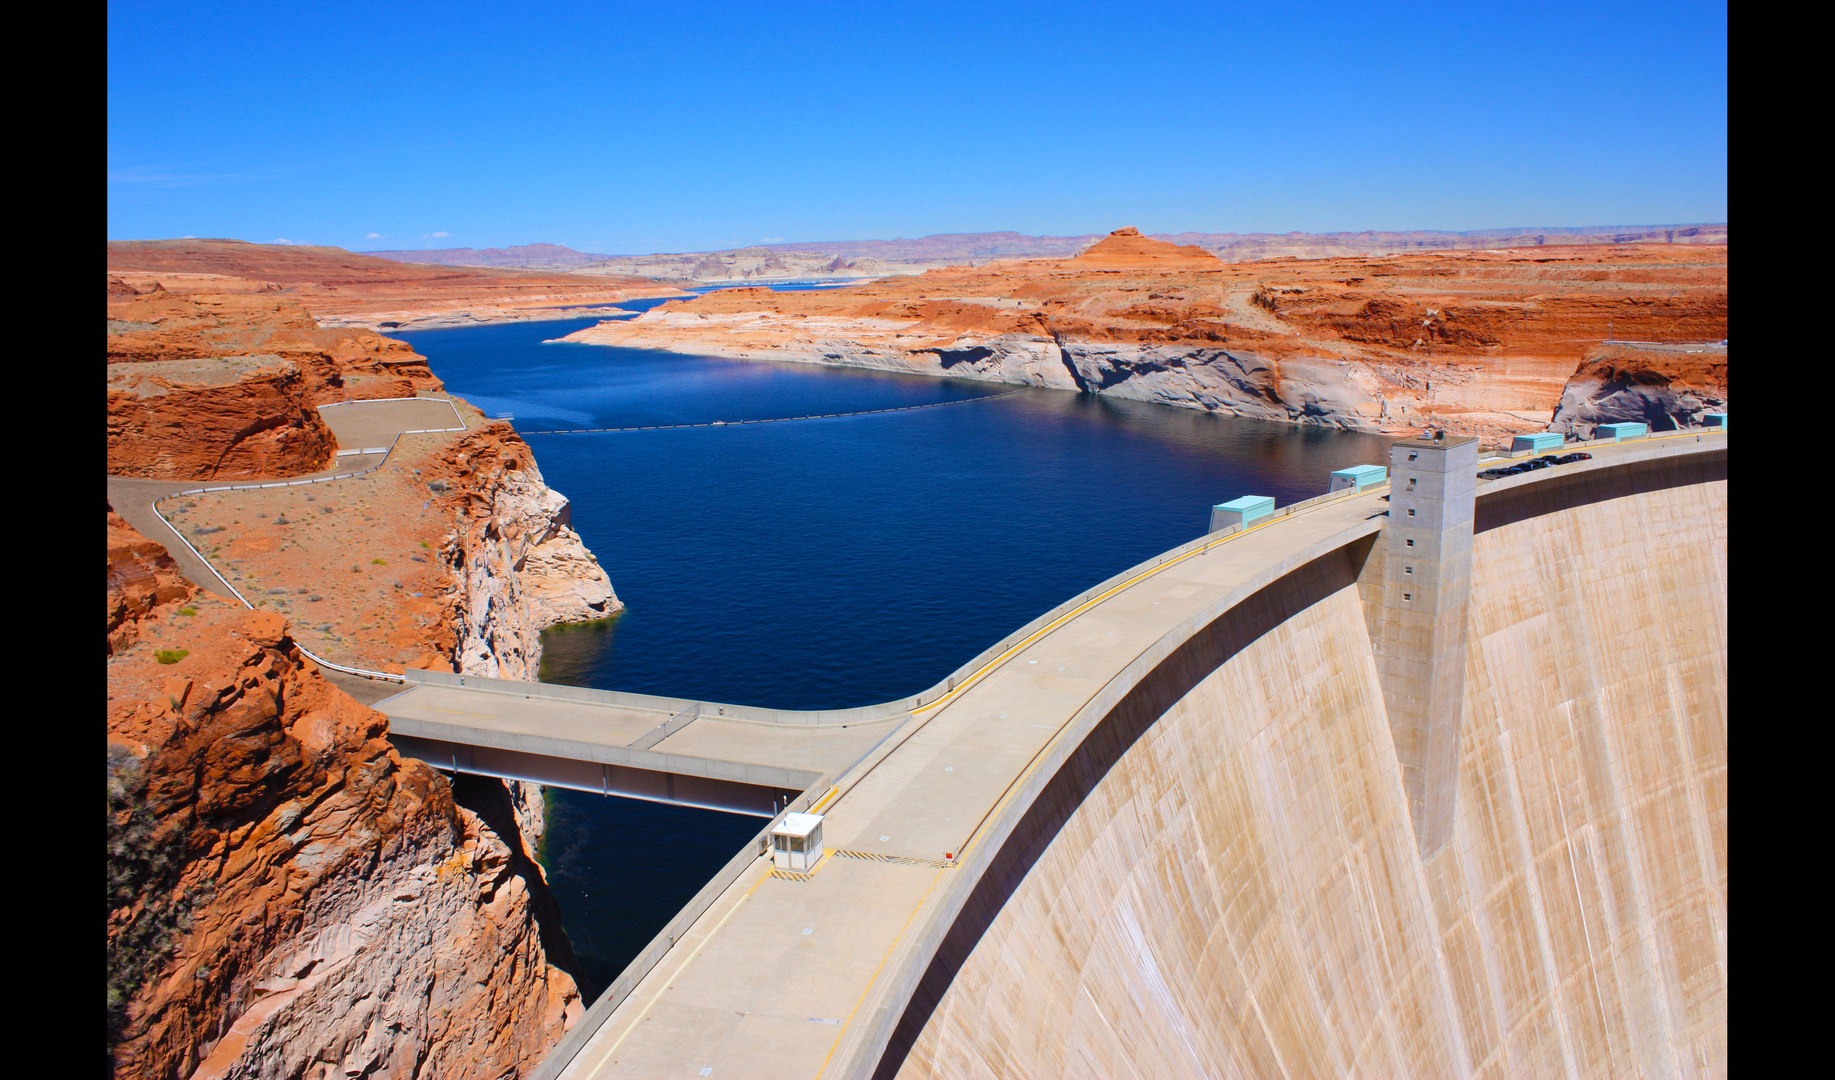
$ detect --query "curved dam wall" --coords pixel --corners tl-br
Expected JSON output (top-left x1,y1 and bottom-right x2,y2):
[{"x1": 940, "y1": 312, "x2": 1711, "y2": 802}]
[{"x1": 888, "y1": 450, "x2": 1726, "y2": 1079}]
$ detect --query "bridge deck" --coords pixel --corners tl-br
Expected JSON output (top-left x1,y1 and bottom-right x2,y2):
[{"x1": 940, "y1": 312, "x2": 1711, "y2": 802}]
[
  {"x1": 546, "y1": 429, "x2": 1726, "y2": 1080},
  {"x1": 378, "y1": 681, "x2": 903, "y2": 810}
]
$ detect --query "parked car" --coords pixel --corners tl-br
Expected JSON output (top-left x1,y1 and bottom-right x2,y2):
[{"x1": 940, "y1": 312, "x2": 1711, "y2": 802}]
[
  {"x1": 1478, "y1": 467, "x2": 1518, "y2": 479},
  {"x1": 1553, "y1": 452, "x2": 1592, "y2": 464}
]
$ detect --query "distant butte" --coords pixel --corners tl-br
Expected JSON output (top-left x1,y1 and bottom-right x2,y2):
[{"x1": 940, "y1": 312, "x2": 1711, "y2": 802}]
[{"x1": 1069, "y1": 226, "x2": 1222, "y2": 267}]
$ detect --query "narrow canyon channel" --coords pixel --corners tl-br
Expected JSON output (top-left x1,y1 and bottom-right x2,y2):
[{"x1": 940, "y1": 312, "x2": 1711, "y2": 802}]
[{"x1": 399, "y1": 311, "x2": 1394, "y2": 999}]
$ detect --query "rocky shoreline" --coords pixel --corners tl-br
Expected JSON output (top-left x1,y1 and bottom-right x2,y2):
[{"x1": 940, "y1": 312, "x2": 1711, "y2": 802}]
[{"x1": 554, "y1": 228, "x2": 1728, "y2": 446}]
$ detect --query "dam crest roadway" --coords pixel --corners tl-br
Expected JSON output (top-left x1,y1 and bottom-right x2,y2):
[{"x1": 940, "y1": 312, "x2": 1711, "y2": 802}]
[{"x1": 367, "y1": 428, "x2": 1728, "y2": 1080}]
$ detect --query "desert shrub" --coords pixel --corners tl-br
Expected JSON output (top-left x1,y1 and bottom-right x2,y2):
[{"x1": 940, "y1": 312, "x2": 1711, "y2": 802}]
[{"x1": 154, "y1": 649, "x2": 189, "y2": 665}]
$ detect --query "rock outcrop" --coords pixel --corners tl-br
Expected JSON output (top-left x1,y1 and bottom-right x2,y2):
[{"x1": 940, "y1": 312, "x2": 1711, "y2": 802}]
[
  {"x1": 109, "y1": 506, "x2": 197, "y2": 655},
  {"x1": 108, "y1": 286, "x2": 444, "y2": 403},
  {"x1": 106, "y1": 259, "x2": 626, "y2": 1075},
  {"x1": 422, "y1": 423, "x2": 622, "y2": 679},
  {"x1": 107, "y1": 521, "x2": 582, "y2": 1079},
  {"x1": 1549, "y1": 343, "x2": 1729, "y2": 438},
  {"x1": 106, "y1": 285, "x2": 450, "y2": 481},
  {"x1": 107, "y1": 355, "x2": 340, "y2": 480}
]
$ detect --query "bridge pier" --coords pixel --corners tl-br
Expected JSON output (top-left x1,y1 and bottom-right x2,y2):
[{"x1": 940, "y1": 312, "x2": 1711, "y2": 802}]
[{"x1": 1362, "y1": 433, "x2": 1478, "y2": 857}]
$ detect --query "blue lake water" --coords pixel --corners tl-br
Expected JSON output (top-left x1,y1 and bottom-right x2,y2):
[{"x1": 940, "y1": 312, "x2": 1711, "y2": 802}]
[{"x1": 397, "y1": 314, "x2": 1391, "y2": 998}]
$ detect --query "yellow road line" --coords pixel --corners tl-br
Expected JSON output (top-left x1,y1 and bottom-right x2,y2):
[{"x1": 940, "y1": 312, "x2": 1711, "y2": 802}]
[
  {"x1": 909, "y1": 505, "x2": 1300, "y2": 718},
  {"x1": 585, "y1": 868, "x2": 772, "y2": 1072},
  {"x1": 786, "y1": 499, "x2": 1350, "y2": 1079},
  {"x1": 815, "y1": 865, "x2": 947, "y2": 1080},
  {"x1": 946, "y1": 430, "x2": 1726, "y2": 855}
]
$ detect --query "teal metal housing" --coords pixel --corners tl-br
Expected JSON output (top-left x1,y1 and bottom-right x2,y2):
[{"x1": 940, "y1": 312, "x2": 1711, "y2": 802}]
[
  {"x1": 1597, "y1": 422, "x2": 1649, "y2": 442},
  {"x1": 1209, "y1": 495, "x2": 1275, "y2": 532},
  {"x1": 1704, "y1": 412, "x2": 1728, "y2": 429},
  {"x1": 1330, "y1": 464, "x2": 1389, "y2": 493},
  {"x1": 1511, "y1": 432, "x2": 1565, "y2": 453}
]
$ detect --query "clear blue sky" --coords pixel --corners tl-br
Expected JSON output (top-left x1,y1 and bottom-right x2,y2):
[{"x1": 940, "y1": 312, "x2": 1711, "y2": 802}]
[{"x1": 108, "y1": 1, "x2": 1726, "y2": 255}]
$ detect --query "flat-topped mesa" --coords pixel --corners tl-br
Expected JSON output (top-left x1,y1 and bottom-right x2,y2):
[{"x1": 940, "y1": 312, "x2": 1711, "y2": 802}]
[{"x1": 1069, "y1": 226, "x2": 1224, "y2": 268}]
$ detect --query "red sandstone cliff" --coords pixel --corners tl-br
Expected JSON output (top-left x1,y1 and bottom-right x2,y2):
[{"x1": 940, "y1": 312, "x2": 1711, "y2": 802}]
[
  {"x1": 1548, "y1": 343, "x2": 1729, "y2": 437},
  {"x1": 107, "y1": 355, "x2": 340, "y2": 480},
  {"x1": 107, "y1": 517, "x2": 582, "y2": 1079},
  {"x1": 108, "y1": 285, "x2": 444, "y2": 404},
  {"x1": 106, "y1": 284, "x2": 443, "y2": 481},
  {"x1": 109, "y1": 506, "x2": 197, "y2": 655},
  {"x1": 106, "y1": 253, "x2": 622, "y2": 1076}
]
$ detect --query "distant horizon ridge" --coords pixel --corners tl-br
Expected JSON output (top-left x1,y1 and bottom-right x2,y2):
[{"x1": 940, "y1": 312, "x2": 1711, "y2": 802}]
[{"x1": 357, "y1": 222, "x2": 1725, "y2": 260}]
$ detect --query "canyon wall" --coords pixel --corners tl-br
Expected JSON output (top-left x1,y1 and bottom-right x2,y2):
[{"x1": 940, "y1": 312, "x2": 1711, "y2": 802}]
[
  {"x1": 107, "y1": 356, "x2": 340, "y2": 480},
  {"x1": 108, "y1": 365, "x2": 620, "y2": 1077},
  {"x1": 107, "y1": 521, "x2": 584, "y2": 1079},
  {"x1": 557, "y1": 229, "x2": 1728, "y2": 446},
  {"x1": 107, "y1": 284, "x2": 443, "y2": 481},
  {"x1": 1549, "y1": 344, "x2": 1728, "y2": 438},
  {"x1": 421, "y1": 422, "x2": 621, "y2": 680},
  {"x1": 895, "y1": 458, "x2": 1726, "y2": 1078}
]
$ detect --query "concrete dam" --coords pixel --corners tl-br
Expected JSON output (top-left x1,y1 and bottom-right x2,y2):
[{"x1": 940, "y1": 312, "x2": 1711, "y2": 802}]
[{"x1": 384, "y1": 430, "x2": 1726, "y2": 1079}]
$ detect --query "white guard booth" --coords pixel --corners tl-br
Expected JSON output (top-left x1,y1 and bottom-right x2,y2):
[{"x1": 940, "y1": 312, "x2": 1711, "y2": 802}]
[{"x1": 771, "y1": 812, "x2": 826, "y2": 872}]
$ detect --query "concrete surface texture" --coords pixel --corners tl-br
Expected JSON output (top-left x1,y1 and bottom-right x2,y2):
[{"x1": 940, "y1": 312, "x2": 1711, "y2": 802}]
[
  {"x1": 542, "y1": 432, "x2": 1724, "y2": 1080},
  {"x1": 1375, "y1": 434, "x2": 1479, "y2": 857},
  {"x1": 896, "y1": 449, "x2": 1725, "y2": 1078}
]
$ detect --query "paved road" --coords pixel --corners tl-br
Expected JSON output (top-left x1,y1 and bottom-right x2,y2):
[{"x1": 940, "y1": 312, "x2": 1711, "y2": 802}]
[{"x1": 316, "y1": 397, "x2": 467, "y2": 448}]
